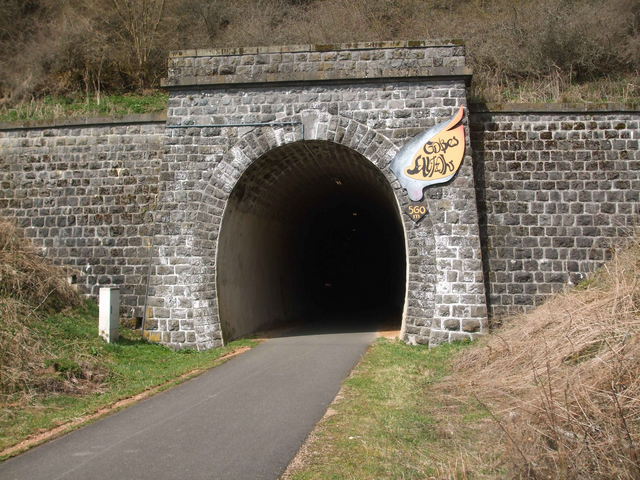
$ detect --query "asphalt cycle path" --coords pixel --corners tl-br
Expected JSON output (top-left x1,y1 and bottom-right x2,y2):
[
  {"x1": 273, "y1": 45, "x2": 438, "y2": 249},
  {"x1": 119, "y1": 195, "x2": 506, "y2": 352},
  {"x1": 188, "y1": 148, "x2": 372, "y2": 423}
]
[{"x1": 0, "y1": 317, "x2": 379, "y2": 480}]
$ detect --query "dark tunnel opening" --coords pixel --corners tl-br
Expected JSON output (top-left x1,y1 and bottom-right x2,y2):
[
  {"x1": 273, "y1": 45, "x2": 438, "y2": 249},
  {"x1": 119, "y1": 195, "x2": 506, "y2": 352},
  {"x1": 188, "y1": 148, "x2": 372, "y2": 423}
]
[{"x1": 217, "y1": 140, "x2": 407, "y2": 342}]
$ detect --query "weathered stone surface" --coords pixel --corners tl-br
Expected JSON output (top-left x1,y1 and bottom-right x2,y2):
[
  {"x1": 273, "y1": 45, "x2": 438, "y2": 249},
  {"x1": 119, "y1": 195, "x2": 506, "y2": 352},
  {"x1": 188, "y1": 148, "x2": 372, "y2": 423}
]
[
  {"x1": 0, "y1": 120, "x2": 165, "y2": 320},
  {"x1": 163, "y1": 41, "x2": 469, "y2": 87},
  {"x1": 471, "y1": 108, "x2": 640, "y2": 318}
]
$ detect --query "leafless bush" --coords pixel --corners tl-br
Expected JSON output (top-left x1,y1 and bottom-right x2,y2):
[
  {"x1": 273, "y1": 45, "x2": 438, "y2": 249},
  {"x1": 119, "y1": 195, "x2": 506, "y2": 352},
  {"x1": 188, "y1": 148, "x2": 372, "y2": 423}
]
[
  {"x1": 0, "y1": 221, "x2": 81, "y2": 313},
  {"x1": 0, "y1": 0, "x2": 638, "y2": 105},
  {"x1": 452, "y1": 0, "x2": 640, "y2": 102},
  {"x1": 0, "y1": 221, "x2": 98, "y2": 400},
  {"x1": 456, "y1": 238, "x2": 640, "y2": 479}
]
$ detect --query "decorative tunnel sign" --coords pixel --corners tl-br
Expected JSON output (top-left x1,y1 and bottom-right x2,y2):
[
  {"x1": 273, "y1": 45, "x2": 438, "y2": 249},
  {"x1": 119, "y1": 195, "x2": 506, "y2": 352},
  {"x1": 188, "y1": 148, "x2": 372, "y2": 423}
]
[
  {"x1": 391, "y1": 106, "x2": 465, "y2": 201},
  {"x1": 406, "y1": 202, "x2": 427, "y2": 223}
]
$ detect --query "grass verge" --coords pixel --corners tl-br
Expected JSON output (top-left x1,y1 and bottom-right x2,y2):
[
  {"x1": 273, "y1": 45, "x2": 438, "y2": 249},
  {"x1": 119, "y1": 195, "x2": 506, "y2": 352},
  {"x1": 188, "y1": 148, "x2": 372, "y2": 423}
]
[
  {"x1": 0, "y1": 301, "x2": 258, "y2": 459},
  {"x1": 1, "y1": 76, "x2": 637, "y2": 125},
  {"x1": 0, "y1": 91, "x2": 168, "y2": 123},
  {"x1": 469, "y1": 72, "x2": 640, "y2": 105},
  {"x1": 283, "y1": 338, "x2": 504, "y2": 479}
]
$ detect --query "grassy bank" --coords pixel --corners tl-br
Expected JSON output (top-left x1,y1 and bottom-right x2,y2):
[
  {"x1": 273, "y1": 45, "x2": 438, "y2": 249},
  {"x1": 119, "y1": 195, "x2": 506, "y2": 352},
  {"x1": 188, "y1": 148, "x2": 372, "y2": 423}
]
[
  {"x1": 0, "y1": 300, "x2": 257, "y2": 457},
  {"x1": 0, "y1": 221, "x2": 258, "y2": 458},
  {"x1": 0, "y1": 78, "x2": 636, "y2": 124},
  {"x1": 0, "y1": 91, "x2": 168, "y2": 123}
]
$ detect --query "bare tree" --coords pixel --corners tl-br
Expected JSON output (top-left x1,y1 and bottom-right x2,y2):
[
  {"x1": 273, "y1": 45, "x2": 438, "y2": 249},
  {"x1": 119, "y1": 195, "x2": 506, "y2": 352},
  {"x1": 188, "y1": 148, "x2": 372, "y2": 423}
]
[{"x1": 105, "y1": 0, "x2": 166, "y2": 89}]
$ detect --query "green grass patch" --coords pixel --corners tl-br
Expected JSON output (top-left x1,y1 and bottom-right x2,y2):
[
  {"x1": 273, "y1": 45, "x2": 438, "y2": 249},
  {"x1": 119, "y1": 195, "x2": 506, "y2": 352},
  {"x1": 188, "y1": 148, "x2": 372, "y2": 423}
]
[
  {"x1": 0, "y1": 91, "x2": 168, "y2": 123},
  {"x1": 286, "y1": 338, "x2": 502, "y2": 479},
  {"x1": 0, "y1": 300, "x2": 257, "y2": 456}
]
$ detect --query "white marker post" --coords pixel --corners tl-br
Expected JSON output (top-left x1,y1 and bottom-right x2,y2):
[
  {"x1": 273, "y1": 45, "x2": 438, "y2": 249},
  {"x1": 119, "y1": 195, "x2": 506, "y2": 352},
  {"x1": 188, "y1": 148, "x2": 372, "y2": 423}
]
[{"x1": 99, "y1": 288, "x2": 120, "y2": 343}]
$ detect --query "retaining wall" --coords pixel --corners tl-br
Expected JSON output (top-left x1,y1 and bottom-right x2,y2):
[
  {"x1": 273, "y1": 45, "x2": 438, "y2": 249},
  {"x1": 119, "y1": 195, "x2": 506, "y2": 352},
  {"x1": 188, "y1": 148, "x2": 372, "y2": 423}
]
[
  {"x1": 0, "y1": 114, "x2": 166, "y2": 319},
  {"x1": 470, "y1": 104, "x2": 640, "y2": 319}
]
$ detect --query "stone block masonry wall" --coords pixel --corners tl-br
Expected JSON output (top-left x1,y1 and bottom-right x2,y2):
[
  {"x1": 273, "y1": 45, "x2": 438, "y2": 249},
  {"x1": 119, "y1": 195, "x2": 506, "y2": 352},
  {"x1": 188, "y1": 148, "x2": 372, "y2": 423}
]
[
  {"x1": 0, "y1": 114, "x2": 166, "y2": 318},
  {"x1": 1, "y1": 97, "x2": 637, "y2": 348},
  {"x1": 470, "y1": 105, "x2": 640, "y2": 318},
  {"x1": 153, "y1": 41, "x2": 486, "y2": 349}
]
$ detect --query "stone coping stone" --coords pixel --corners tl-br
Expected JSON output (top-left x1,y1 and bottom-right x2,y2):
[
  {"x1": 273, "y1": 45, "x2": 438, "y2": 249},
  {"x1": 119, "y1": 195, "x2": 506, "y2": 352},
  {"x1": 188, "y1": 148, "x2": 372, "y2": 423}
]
[
  {"x1": 168, "y1": 40, "x2": 466, "y2": 58},
  {"x1": 469, "y1": 102, "x2": 640, "y2": 114},
  {"x1": 161, "y1": 67, "x2": 474, "y2": 88},
  {"x1": 0, "y1": 112, "x2": 168, "y2": 131}
]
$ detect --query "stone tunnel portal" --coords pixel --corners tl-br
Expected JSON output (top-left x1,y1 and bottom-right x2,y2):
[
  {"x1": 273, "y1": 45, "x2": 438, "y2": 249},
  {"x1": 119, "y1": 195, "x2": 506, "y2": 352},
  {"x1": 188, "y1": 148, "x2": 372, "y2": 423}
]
[{"x1": 217, "y1": 140, "x2": 407, "y2": 342}]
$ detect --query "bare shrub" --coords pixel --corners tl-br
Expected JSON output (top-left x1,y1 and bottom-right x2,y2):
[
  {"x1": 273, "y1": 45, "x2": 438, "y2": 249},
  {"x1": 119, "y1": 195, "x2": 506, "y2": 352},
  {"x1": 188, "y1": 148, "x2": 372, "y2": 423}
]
[
  {"x1": 451, "y1": 0, "x2": 640, "y2": 102},
  {"x1": 0, "y1": 221, "x2": 81, "y2": 313},
  {"x1": 456, "y1": 238, "x2": 640, "y2": 479},
  {"x1": 0, "y1": 0, "x2": 639, "y2": 105},
  {"x1": 0, "y1": 298, "x2": 42, "y2": 397}
]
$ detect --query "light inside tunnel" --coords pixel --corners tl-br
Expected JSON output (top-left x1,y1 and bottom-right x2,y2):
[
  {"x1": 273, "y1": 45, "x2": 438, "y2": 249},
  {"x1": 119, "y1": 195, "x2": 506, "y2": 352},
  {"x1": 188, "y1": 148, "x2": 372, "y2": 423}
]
[{"x1": 217, "y1": 140, "x2": 407, "y2": 342}]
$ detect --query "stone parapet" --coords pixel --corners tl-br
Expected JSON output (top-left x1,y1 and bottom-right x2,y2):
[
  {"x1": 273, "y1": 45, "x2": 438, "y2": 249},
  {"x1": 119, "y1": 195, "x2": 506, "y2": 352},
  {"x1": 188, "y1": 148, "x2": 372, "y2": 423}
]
[
  {"x1": 470, "y1": 103, "x2": 640, "y2": 114},
  {"x1": 163, "y1": 40, "x2": 470, "y2": 88}
]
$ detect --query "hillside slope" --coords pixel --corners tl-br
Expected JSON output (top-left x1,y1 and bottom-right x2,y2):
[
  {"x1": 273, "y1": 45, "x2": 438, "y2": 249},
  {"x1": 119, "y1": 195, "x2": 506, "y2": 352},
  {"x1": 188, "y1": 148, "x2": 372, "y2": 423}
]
[
  {"x1": 456, "y1": 238, "x2": 640, "y2": 478},
  {"x1": 0, "y1": 0, "x2": 638, "y2": 111}
]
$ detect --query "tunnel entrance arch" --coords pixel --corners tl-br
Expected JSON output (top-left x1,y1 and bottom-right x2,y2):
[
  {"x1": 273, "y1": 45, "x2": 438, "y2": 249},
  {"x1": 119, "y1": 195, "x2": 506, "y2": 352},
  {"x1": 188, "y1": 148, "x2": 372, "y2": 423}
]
[
  {"x1": 148, "y1": 42, "x2": 489, "y2": 350},
  {"x1": 217, "y1": 140, "x2": 408, "y2": 342}
]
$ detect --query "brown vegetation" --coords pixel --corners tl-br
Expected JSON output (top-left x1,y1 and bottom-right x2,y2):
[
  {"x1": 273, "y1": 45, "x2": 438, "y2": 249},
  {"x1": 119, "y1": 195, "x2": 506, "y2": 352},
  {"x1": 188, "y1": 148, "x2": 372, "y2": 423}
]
[
  {"x1": 456, "y1": 237, "x2": 640, "y2": 479},
  {"x1": 0, "y1": 222, "x2": 81, "y2": 312},
  {"x1": 0, "y1": 221, "x2": 83, "y2": 399},
  {"x1": 0, "y1": 0, "x2": 638, "y2": 106}
]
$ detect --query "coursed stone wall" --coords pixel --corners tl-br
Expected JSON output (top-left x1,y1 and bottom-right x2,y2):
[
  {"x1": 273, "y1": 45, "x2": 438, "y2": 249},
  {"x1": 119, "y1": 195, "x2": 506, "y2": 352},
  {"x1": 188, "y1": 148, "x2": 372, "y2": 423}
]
[
  {"x1": 470, "y1": 104, "x2": 640, "y2": 318},
  {"x1": 0, "y1": 115, "x2": 166, "y2": 319}
]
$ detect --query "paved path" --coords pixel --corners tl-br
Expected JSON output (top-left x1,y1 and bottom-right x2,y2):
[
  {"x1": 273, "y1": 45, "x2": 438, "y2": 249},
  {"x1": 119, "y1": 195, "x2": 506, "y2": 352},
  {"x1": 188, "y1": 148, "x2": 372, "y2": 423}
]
[{"x1": 0, "y1": 319, "x2": 378, "y2": 480}]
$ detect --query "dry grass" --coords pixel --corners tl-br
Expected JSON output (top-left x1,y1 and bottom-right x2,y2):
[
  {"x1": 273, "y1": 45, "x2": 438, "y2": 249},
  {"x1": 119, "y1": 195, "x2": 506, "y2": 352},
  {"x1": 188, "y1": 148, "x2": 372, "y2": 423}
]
[
  {"x1": 1, "y1": 0, "x2": 639, "y2": 106},
  {"x1": 0, "y1": 221, "x2": 81, "y2": 313},
  {"x1": 456, "y1": 238, "x2": 640, "y2": 479},
  {"x1": 0, "y1": 298, "x2": 40, "y2": 398},
  {"x1": 0, "y1": 221, "x2": 82, "y2": 398}
]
